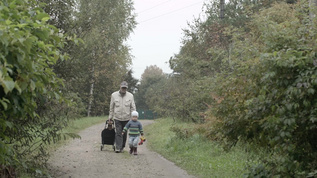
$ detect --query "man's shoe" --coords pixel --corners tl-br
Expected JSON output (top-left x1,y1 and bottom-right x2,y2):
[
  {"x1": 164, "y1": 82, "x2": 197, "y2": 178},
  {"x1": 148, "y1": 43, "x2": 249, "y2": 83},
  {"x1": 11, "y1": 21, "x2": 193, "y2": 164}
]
[{"x1": 115, "y1": 150, "x2": 120, "y2": 153}]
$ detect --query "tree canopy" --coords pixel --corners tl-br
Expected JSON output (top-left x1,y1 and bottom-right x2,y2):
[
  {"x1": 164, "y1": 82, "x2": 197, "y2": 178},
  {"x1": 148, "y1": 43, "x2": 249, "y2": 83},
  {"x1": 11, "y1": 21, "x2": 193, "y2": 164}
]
[
  {"x1": 0, "y1": 0, "x2": 76, "y2": 175},
  {"x1": 137, "y1": 0, "x2": 317, "y2": 176},
  {"x1": 0, "y1": 0, "x2": 137, "y2": 176}
]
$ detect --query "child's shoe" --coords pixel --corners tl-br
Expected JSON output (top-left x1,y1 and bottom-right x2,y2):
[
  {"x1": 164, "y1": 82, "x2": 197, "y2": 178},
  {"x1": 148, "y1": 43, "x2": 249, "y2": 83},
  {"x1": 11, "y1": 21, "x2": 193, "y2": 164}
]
[{"x1": 133, "y1": 147, "x2": 138, "y2": 155}]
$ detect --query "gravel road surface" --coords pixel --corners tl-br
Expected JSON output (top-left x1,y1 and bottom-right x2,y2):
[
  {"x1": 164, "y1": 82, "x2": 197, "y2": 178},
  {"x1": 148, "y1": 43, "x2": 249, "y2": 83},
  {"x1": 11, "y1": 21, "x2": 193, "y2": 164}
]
[{"x1": 47, "y1": 120, "x2": 195, "y2": 178}]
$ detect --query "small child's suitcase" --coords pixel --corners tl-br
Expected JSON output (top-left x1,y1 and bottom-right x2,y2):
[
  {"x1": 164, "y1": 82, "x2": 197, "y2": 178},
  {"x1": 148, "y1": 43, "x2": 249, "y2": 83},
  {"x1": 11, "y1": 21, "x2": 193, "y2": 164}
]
[{"x1": 100, "y1": 119, "x2": 115, "y2": 151}]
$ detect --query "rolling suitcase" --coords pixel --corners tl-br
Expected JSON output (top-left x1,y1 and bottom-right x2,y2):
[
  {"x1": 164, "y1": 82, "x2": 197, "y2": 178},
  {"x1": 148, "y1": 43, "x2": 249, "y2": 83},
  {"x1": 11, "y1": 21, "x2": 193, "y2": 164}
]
[{"x1": 100, "y1": 119, "x2": 115, "y2": 151}]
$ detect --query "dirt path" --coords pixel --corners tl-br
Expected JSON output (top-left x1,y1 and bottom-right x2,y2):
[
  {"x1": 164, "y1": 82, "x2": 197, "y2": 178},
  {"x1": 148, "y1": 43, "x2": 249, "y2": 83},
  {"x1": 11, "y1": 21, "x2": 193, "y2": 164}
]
[{"x1": 47, "y1": 120, "x2": 195, "y2": 178}]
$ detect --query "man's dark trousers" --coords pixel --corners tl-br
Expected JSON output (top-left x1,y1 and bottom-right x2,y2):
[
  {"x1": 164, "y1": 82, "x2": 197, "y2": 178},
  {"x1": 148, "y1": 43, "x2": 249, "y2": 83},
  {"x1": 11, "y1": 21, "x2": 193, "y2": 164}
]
[{"x1": 114, "y1": 120, "x2": 128, "y2": 151}]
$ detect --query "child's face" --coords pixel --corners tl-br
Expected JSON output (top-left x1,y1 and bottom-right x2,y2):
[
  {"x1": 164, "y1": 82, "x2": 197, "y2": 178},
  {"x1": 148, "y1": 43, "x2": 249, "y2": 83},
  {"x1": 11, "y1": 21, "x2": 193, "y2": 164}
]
[{"x1": 132, "y1": 116, "x2": 138, "y2": 121}]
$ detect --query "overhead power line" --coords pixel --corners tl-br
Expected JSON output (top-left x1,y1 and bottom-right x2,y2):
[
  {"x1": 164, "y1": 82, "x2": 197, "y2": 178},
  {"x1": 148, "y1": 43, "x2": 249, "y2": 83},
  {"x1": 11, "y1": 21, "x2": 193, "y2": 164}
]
[
  {"x1": 139, "y1": 1, "x2": 204, "y2": 23},
  {"x1": 138, "y1": 0, "x2": 172, "y2": 14}
]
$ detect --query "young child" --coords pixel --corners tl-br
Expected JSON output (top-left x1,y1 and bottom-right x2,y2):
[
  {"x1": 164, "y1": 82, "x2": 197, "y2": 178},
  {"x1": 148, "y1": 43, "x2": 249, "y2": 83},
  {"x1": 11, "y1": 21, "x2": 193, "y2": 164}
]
[{"x1": 122, "y1": 111, "x2": 144, "y2": 155}]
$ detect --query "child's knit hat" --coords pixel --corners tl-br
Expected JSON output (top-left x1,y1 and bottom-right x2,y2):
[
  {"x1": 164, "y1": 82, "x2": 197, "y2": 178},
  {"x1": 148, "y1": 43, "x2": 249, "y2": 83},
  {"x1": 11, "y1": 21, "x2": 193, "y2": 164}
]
[{"x1": 132, "y1": 111, "x2": 139, "y2": 117}]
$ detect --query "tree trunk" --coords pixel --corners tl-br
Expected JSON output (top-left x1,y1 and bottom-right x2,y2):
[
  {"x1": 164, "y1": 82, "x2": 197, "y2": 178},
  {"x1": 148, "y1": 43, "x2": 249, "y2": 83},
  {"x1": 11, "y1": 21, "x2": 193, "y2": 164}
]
[
  {"x1": 310, "y1": 0, "x2": 317, "y2": 18},
  {"x1": 310, "y1": 0, "x2": 317, "y2": 31},
  {"x1": 219, "y1": 0, "x2": 225, "y2": 44},
  {"x1": 220, "y1": 0, "x2": 225, "y2": 20},
  {"x1": 87, "y1": 59, "x2": 96, "y2": 117},
  {"x1": 310, "y1": 0, "x2": 316, "y2": 17}
]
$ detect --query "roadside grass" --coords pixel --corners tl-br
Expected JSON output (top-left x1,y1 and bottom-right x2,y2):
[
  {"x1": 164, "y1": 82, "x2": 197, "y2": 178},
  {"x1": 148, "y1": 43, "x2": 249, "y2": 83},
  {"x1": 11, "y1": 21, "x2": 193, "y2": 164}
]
[
  {"x1": 63, "y1": 116, "x2": 107, "y2": 134},
  {"x1": 50, "y1": 116, "x2": 107, "y2": 149},
  {"x1": 144, "y1": 118, "x2": 265, "y2": 178}
]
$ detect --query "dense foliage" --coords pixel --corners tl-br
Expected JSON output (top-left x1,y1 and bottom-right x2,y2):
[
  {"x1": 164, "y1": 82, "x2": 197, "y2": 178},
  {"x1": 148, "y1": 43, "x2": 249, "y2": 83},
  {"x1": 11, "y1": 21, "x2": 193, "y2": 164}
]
[
  {"x1": 0, "y1": 0, "x2": 137, "y2": 176},
  {"x1": 209, "y1": 2, "x2": 317, "y2": 176},
  {"x1": 53, "y1": 0, "x2": 137, "y2": 117},
  {"x1": 137, "y1": 0, "x2": 317, "y2": 176},
  {"x1": 135, "y1": 65, "x2": 165, "y2": 110},
  {"x1": 0, "y1": 0, "x2": 76, "y2": 176}
]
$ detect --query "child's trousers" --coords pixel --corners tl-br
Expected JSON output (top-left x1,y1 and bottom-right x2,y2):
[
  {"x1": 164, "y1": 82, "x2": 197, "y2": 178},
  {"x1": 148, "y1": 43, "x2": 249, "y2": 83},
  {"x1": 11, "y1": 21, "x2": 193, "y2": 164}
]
[{"x1": 128, "y1": 135, "x2": 140, "y2": 148}]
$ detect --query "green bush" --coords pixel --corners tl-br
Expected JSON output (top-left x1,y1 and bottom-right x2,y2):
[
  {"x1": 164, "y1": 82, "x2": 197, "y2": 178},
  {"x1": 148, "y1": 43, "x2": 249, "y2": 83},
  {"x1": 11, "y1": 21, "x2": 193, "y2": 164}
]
[
  {"x1": 0, "y1": 0, "x2": 75, "y2": 176},
  {"x1": 211, "y1": 2, "x2": 317, "y2": 176}
]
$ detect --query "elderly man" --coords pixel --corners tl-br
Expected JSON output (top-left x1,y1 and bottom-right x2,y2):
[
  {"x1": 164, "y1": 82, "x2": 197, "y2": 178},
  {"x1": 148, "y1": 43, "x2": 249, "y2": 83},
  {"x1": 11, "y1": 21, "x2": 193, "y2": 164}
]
[{"x1": 108, "y1": 81, "x2": 136, "y2": 153}]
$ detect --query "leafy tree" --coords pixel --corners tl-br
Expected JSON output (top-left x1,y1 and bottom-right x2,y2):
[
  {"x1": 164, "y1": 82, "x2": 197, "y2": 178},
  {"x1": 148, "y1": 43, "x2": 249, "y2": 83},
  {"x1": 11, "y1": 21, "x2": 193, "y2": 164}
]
[
  {"x1": 38, "y1": 0, "x2": 76, "y2": 32},
  {"x1": 135, "y1": 65, "x2": 165, "y2": 110},
  {"x1": 145, "y1": 73, "x2": 213, "y2": 122},
  {"x1": 0, "y1": 0, "x2": 75, "y2": 176},
  {"x1": 140, "y1": 65, "x2": 164, "y2": 81},
  {"x1": 158, "y1": 0, "x2": 317, "y2": 176},
  {"x1": 210, "y1": 2, "x2": 317, "y2": 176},
  {"x1": 65, "y1": 0, "x2": 136, "y2": 116},
  {"x1": 123, "y1": 69, "x2": 139, "y2": 94}
]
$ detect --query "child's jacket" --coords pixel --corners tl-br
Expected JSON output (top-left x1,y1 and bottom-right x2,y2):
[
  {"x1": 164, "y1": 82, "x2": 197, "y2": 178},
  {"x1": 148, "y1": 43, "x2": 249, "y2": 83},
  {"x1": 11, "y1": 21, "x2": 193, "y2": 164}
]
[{"x1": 123, "y1": 120, "x2": 143, "y2": 136}]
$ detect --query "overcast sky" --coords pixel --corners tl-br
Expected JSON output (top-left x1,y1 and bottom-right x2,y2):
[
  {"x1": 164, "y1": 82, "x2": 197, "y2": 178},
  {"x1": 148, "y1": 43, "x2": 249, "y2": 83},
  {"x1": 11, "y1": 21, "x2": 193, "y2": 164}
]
[{"x1": 127, "y1": 0, "x2": 206, "y2": 80}]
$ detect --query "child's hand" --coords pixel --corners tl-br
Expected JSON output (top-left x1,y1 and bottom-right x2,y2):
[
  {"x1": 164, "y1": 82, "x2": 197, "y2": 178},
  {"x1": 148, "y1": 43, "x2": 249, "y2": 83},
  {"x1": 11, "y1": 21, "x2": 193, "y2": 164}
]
[{"x1": 122, "y1": 132, "x2": 124, "y2": 135}]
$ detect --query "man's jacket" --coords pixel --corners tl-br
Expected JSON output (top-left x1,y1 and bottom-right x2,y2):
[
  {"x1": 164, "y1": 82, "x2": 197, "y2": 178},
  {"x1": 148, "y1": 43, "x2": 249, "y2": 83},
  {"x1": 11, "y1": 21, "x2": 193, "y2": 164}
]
[{"x1": 109, "y1": 91, "x2": 136, "y2": 121}]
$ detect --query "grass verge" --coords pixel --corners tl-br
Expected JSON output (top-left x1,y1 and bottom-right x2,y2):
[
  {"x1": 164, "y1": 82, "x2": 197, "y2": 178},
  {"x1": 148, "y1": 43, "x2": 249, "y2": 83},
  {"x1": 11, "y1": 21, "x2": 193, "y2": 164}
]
[
  {"x1": 63, "y1": 116, "x2": 107, "y2": 134},
  {"x1": 144, "y1": 118, "x2": 265, "y2": 178},
  {"x1": 50, "y1": 116, "x2": 107, "y2": 149}
]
